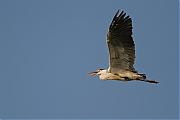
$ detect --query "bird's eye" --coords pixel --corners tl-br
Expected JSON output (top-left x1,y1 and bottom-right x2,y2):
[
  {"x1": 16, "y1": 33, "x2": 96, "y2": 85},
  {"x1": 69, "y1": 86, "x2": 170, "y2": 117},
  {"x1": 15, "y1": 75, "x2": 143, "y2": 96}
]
[{"x1": 96, "y1": 70, "x2": 100, "y2": 72}]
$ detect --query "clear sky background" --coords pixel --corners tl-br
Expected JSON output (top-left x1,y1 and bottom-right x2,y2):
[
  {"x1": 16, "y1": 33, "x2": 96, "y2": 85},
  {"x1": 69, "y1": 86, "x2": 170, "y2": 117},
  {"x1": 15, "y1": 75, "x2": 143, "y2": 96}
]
[{"x1": 0, "y1": 0, "x2": 179, "y2": 119}]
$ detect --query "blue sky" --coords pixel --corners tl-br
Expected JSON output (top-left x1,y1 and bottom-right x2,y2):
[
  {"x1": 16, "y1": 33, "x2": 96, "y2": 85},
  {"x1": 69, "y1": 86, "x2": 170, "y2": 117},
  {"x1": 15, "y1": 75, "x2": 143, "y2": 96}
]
[{"x1": 0, "y1": 0, "x2": 179, "y2": 119}]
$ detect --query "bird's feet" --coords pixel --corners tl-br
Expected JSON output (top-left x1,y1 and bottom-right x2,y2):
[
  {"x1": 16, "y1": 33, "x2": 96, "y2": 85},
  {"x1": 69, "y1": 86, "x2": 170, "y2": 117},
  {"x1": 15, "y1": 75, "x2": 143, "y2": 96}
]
[
  {"x1": 146, "y1": 79, "x2": 159, "y2": 84},
  {"x1": 138, "y1": 79, "x2": 159, "y2": 84}
]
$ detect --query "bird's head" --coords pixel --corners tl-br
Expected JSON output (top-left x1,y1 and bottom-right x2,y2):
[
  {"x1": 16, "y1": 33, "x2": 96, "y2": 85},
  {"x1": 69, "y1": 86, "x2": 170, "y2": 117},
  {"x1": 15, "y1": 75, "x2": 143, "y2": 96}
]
[{"x1": 88, "y1": 69, "x2": 105, "y2": 76}]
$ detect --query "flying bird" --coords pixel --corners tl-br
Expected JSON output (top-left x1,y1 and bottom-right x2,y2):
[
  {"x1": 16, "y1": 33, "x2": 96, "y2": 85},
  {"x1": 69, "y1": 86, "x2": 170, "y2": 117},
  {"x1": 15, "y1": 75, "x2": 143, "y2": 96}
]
[{"x1": 88, "y1": 10, "x2": 158, "y2": 84}]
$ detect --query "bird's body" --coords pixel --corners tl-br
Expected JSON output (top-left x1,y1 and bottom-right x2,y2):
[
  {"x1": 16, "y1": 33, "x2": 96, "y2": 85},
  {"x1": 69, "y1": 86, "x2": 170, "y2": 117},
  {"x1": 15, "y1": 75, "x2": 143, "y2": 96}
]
[
  {"x1": 88, "y1": 10, "x2": 158, "y2": 84},
  {"x1": 92, "y1": 69, "x2": 146, "y2": 81}
]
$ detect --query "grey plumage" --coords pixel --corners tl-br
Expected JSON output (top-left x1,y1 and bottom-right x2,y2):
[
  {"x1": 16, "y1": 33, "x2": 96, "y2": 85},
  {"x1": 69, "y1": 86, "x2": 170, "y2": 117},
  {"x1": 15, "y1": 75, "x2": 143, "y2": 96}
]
[{"x1": 107, "y1": 10, "x2": 136, "y2": 73}]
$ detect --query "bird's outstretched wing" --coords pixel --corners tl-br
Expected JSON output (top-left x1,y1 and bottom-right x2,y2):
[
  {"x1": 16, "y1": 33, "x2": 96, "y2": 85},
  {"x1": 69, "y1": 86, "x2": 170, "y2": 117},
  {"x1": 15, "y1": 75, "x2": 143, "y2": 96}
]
[{"x1": 106, "y1": 10, "x2": 136, "y2": 73}]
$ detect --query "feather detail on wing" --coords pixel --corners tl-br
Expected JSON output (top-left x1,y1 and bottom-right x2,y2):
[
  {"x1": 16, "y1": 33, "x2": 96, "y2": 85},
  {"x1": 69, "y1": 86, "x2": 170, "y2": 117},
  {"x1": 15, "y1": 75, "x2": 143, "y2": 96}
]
[{"x1": 106, "y1": 10, "x2": 136, "y2": 73}]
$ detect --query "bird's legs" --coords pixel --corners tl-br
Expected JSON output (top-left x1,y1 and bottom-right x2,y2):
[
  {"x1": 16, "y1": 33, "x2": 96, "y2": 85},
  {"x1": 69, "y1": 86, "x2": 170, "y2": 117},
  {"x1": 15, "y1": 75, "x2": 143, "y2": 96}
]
[
  {"x1": 131, "y1": 74, "x2": 158, "y2": 84},
  {"x1": 113, "y1": 73, "x2": 158, "y2": 84},
  {"x1": 136, "y1": 79, "x2": 159, "y2": 84}
]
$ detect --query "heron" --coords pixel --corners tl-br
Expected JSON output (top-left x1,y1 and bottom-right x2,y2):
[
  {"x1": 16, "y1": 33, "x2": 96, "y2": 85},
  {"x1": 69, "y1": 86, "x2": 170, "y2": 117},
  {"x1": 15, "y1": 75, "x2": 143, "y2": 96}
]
[{"x1": 88, "y1": 10, "x2": 158, "y2": 84}]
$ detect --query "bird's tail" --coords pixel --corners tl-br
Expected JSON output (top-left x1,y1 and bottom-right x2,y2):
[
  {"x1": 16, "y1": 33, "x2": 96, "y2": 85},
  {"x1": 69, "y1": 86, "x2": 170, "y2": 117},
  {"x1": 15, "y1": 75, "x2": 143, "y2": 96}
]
[{"x1": 138, "y1": 74, "x2": 146, "y2": 79}]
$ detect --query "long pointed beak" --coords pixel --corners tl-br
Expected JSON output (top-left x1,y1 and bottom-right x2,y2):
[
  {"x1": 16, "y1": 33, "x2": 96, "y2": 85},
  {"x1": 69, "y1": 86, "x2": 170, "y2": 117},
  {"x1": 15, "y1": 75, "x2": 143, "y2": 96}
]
[{"x1": 88, "y1": 72, "x2": 97, "y2": 76}]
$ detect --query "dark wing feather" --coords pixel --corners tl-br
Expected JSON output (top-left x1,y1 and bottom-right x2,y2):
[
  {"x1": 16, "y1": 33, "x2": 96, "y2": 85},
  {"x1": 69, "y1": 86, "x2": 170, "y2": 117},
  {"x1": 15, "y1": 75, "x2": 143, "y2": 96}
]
[{"x1": 106, "y1": 10, "x2": 136, "y2": 73}]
